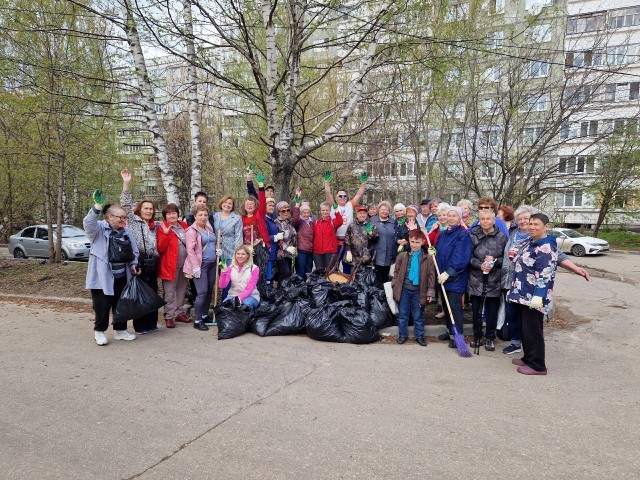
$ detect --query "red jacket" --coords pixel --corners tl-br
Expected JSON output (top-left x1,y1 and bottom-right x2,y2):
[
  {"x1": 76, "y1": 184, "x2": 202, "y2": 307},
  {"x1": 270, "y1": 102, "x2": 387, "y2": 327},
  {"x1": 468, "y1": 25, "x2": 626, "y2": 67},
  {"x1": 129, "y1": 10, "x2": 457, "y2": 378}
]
[
  {"x1": 428, "y1": 228, "x2": 442, "y2": 248},
  {"x1": 156, "y1": 220, "x2": 189, "y2": 281},
  {"x1": 244, "y1": 188, "x2": 271, "y2": 249},
  {"x1": 313, "y1": 212, "x2": 343, "y2": 254}
]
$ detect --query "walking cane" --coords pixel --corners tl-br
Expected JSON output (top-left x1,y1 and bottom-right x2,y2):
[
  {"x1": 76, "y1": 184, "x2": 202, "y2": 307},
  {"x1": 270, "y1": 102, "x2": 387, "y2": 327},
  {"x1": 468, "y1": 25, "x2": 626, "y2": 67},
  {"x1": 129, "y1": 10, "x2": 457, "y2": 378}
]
[{"x1": 425, "y1": 231, "x2": 472, "y2": 358}]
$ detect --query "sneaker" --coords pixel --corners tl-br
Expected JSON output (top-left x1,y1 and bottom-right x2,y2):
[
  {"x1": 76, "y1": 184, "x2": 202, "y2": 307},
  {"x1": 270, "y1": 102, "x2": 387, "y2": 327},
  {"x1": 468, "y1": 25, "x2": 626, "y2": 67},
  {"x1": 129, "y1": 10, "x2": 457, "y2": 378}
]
[
  {"x1": 94, "y1": 331, "x2": 108, "y2": 346},
  {"x1": 448, "y1": 340, "x2": 456, "y2": 349},
  {"x1": 114, "y1": 330, "x2": 136, "y2": 341},
  {"x1": 437, "y1": 332, "x2": 450, "y2": 341},
  {"x1": 485, "y1": 339, "x2": 495, "y2": 351},
  {"x1": 397, "y1": 336, "x2": 407, "y2": 344},
  {"x1": 203, "y1": 315, "x2": 216, "y2": 326},
  {"x1": 416, "y1": 337, "x2": 427, "y2": 347},
  {"x1": 503, "y1": 344, "x2": 522, "y2": 355},
  {"x1": 194, "y1": 321, "x2": 209, "y2": 331},
  {"x1": 435, "y1": 311, "x2": 446, "y2": 319},
  {"x1": 469, "y1": 339, "x2": 482, "y2": 349},
  {"x1": 147, "y1": 326, "x2": 160, "y2": 333},
  {"x1": 135, "y1": 329, "x2": 148, "y2": 335}
]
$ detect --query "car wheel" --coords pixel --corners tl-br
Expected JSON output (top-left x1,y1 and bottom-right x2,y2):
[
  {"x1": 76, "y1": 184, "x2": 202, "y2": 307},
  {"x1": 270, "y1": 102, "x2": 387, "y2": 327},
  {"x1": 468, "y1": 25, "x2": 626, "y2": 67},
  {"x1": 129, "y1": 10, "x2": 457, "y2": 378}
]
[
  {"x1": 571, "y1": 244, "x2": 586, "y2": 257},
  {"x1": 61, "y1": 250, "x2": 69, "y2": 261},
  {"x1": 13, "y1": 248, "x2": 27, "y2": 259}
]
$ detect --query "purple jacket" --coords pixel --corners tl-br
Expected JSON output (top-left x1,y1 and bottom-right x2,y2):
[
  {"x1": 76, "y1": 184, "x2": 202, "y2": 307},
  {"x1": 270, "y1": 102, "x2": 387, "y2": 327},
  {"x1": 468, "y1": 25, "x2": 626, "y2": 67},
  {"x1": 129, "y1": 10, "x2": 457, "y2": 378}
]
[{"x1": 292, "y1": 206, "x2": 315, "y2": 253}]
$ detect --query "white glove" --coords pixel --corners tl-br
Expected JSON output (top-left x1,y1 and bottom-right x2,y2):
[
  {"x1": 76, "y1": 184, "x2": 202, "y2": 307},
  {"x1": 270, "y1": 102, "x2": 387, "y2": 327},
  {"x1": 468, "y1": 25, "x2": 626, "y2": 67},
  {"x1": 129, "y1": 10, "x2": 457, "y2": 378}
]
[
  {"x1": 274, "y1": 232, "x2": 284, "y2": 241},
  {"x1": 530, "y1": 295, "x2": 543, "y2": 310},
  {"x1": 192, "y1": 268, "x2": 201, "y2": 279},
  {"x1": 286, "y1": 246, "x2": 297, "y2": 256},
  {"x1": 345, "y1": 251, "x2": 353, "y2": 263},
  {"x1": 215, "y1": 248, "x2": 223, "y2": 257},
  {"x1": 438, "y1": 272, "x2": 449, "y2": 284}
]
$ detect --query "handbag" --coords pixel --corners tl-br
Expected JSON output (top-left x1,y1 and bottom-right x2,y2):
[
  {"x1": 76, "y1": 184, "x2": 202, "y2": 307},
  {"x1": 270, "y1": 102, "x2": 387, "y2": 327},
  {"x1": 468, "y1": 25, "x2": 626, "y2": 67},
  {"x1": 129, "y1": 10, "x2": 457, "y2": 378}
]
[
  {"x1": 108, "y1": 233, "x2": 135, "y2": 263},
  {"x1": 138, "y1": 223, "x2": 157, "y2": 271},
  {"x1": 383, "y1": 281, "x2": 398, "y2": 315}
]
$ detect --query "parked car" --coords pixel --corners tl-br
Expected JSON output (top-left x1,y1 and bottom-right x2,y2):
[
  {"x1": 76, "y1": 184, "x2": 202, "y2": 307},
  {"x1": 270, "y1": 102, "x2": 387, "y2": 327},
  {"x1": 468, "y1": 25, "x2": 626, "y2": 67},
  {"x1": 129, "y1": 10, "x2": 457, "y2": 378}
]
[
  {"x1": 549, "y1": 228, "x2": 609, "y2": 257},
  {"x1": 8, "y1": 225, "x2": 90, "y2": 261}
]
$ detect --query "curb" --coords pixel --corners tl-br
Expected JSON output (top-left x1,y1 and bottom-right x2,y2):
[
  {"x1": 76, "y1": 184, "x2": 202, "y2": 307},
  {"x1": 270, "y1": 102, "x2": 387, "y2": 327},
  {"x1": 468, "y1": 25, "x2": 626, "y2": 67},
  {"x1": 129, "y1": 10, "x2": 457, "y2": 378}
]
[
  {"x1": 0, "y1": 293, "x2": 92, "y2": 305},
  {"x1": 609, "y1": 249, "x2": 640, "y2": 255}
]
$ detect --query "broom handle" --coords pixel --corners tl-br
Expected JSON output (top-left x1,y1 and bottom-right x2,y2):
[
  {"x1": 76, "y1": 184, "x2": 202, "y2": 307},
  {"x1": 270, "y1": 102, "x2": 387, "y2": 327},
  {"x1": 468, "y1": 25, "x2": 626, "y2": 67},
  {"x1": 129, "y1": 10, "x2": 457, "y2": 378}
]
[
  {"x1": 250, "y1": 225, "x2": 254, "y2": 259},
  {"x1": 424, "y1": 230, "x2": 456, "y2": 329},
  {"x1": 213, "y1": 233, "x2": 222, "y2": 306}
]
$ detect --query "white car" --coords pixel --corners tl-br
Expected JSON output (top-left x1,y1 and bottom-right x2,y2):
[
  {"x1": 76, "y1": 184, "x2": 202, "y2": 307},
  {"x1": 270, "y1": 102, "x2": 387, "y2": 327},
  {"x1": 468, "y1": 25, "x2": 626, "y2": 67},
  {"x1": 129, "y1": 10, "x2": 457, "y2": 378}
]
[{"x1": 549, "y1": 228, "x2": 609, "y2": 257}]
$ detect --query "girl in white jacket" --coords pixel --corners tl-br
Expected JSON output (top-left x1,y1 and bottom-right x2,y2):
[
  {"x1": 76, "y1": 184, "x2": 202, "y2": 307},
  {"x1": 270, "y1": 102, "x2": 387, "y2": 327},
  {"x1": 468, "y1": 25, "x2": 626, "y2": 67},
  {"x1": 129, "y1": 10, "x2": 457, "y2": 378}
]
[{"x1": 219, "y1": 245, "x2": 260, "y2": 309}]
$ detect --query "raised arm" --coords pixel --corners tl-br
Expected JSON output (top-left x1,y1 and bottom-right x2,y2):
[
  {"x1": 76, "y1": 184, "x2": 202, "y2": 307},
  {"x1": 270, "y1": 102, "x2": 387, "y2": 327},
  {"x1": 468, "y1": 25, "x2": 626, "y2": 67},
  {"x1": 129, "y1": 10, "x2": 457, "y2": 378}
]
[{"x1": 351, "y1": 172, "x2": 368, "y2": 205}]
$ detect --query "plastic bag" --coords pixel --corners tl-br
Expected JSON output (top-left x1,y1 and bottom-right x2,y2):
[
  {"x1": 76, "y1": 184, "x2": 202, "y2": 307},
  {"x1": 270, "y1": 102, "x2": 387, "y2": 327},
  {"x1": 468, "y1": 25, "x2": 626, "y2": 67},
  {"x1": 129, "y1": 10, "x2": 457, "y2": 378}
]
[
  {"x1": 216, "y1": 303, "x2": 252, "y2": 339},
  {"x1": 337, "y1": 283, "x2": 359, "y2": 303},
  {"x1": 369, "y1": 288, "x2": 394, "y2": 329},
  {"x1": 306, "y1": 303, "x2": 347, "y2": 343},
  {"x1": 309, "y1": 278, "x2": 336, "y2": 308},
  {"x1": 249, "y1": 302, "x2": 280, "y2": 336},
  {"x1": 114, "y1": 276, "x2": 166, "y2": 322},
  {"x1": 340, "y1": 306, "x2": 381, "y2": 344},
  {"x1": 356, "y1": 267, "x2": 379, "y2": 287},
  {"x1": 280, "y1": 276, "x2": 308, "y2": 301},
  {"x1": 383, "y1": 281, "x2": 399, "y2": 315},
  {"x1": 265, "y1": 300, "x2": 310, "y2": 336}
]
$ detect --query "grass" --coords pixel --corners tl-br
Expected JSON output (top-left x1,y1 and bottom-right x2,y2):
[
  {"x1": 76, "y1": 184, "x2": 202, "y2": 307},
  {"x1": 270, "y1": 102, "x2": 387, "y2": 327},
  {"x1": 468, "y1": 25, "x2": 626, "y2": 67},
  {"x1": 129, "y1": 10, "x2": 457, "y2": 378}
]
[
  {"x1": 591, "y1": 231, "x2": 640, "y2": 250},
  {"x1": 0, "y1": 259, "x2": 90, "y2": 298}
]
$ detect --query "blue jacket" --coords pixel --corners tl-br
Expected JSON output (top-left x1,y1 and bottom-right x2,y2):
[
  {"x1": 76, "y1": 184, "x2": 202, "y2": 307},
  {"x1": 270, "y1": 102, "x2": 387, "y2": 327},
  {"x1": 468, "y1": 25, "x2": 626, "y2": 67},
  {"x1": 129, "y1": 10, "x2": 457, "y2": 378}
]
[
  {"x1": 265, "y1": 215, "x2": 279, "y2": 261},
  {"x1": 84, "y1": 207, "x2": 139, "y2": 295},
  {"x1": 507, "y1": 235, "x2": 558, "y2": 314},
  {"x1": 435, "y1": 225, "x2": 472, "y2": 293},
  {"x1": 369, "y1": 215, "x2": 397, "y2": 267}
]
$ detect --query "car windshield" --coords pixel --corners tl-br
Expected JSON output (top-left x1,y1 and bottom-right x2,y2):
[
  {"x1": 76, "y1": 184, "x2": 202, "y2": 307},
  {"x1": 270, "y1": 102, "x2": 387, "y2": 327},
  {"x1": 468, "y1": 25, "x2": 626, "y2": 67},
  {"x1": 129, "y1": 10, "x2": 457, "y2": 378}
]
[
  {"x1": 562, "y1": 229, "x2": 583, "y2": 239},
  {"x1": 52, "y1": 226, "x2": 86, "y2": 238}
]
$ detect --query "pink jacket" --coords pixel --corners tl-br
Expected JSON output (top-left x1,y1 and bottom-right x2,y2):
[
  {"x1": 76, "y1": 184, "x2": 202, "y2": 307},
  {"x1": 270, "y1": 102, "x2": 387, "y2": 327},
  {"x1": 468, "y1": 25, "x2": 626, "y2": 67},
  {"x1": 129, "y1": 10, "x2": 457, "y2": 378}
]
[
  {"x1": 183, "y1": 222, "x2": 215, "y2": 276},
  {"x1": 219, "y1": 263, "x2": 260, "y2": 301}
]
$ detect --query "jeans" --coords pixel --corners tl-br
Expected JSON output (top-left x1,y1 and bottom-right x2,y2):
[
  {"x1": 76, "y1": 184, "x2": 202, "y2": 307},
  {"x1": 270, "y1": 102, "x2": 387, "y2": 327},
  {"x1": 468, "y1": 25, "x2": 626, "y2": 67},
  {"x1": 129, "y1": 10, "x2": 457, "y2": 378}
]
[
  {"x1": 336, "y1": 243, "x2": 352, "y2": 275},
  {"x1": 442, "y1": 288, "x2": 464, "y2": 338},
  {"x1": 224, "y1": 296, "x2": 259, "y2": 310},
  {"x1": 504, "y1": 298, "x2": 521, "y2": 346},
  {"x1": 470, "y1": 295, "x2": 500, "y2": 340},
  {"x1": 193, "y1": 260, "x2": 216, "y2": 321},
  {"x1": 398, "y1": 288, "x2": 424, "y2": 339},
  {"x1": 296, "y1": 250, "x2": 314, "y2": 280}
]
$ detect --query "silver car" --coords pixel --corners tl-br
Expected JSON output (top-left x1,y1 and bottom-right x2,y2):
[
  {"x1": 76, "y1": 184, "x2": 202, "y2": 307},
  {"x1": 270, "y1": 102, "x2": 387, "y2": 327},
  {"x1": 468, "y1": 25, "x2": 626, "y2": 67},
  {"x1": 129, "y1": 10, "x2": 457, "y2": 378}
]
[
  {"x1": 549, "y1": 228, "x2": 609, "y2": 257},
  {"x1": 8, "y1": 225, "x2": 90, "y2": 261}
]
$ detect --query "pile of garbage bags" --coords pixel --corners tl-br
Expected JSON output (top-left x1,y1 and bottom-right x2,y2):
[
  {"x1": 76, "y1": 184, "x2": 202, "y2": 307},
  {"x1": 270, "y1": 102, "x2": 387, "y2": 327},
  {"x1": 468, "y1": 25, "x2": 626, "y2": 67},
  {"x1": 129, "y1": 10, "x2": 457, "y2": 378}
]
[{"x1": 216, "y1": 267, "x2": 394, "y2": 344}]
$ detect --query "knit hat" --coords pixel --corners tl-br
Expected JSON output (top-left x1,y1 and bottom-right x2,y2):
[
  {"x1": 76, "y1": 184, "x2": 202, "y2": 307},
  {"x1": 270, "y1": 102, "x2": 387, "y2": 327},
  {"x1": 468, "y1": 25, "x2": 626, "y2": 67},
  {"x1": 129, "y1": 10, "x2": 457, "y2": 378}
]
[
  {"x1": 300, "y1": 203, "x2": 311, "y2": 212},
  {"x1": 276, "y1": 201, "x2": 289, "y2": 213},
  {"x1": 266, "y1": 197, "x2": 276, "y2": 205},
  {"x1": 407, "y1": 205, "x2": 419, "y2": 215},
  {"x1": 450, "y1": 206, "x2": 464, "y2": 220},
  {"x1": 393, "y1": 203, "x2": 406, "y2": 212}
]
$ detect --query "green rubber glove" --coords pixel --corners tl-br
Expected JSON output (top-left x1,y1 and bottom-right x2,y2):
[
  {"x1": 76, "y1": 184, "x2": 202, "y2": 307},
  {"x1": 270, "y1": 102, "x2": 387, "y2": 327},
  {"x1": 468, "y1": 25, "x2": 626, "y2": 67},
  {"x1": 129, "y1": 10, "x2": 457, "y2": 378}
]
[
  {"x1": 398, "y1": 217, "x2": 405, "y2": 226},
  {"x1": 93, "y1": 189, "x2": 106, "y2": 205},
  {"x1": 364, "y1": 223, "x2": 373, "y2": 234},
  {"x1": 219, "y1": 258, "x2": 228, "y2": 272},
  {"x1": 359, "y1": 172, "x2": 368, "y2": 182},
  {"x1": 333, "y1": 201, "x2": 339, "y2": 210},
  {"x1": 256, "y1": 172, "x2": 265, "y2": 186},
  {"x1": 397, "y1": 245, "x2": 404, "y2": 253},
  {"x1": 428, "y1": 246, "x2": 436, "y2": 256},
  {"x1": 324, "y1": 171, "x2": 332, "y2": 182},
  {"x1": 295, "y1": 194, "x2": 301, "y2": 204}
]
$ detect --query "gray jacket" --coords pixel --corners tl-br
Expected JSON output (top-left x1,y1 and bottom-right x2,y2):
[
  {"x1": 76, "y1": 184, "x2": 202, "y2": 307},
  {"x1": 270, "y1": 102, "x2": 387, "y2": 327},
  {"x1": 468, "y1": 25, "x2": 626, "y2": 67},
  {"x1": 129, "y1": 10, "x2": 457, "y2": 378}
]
[
  {"x1": 120, "y1": 190, "x2": 157, "y2": 257},
  {"x1": 369, "y1": 216, "x2": 397, "y2": 267},
  {"x1": 212, "y1": 211, "x2": 243, "y2": 260},
  {"x1": 468, "y1": 225, "x2": 507, "y2": 297},
  {"x1": 84, "y1": 207, "x2": 139, "y2": 295}
]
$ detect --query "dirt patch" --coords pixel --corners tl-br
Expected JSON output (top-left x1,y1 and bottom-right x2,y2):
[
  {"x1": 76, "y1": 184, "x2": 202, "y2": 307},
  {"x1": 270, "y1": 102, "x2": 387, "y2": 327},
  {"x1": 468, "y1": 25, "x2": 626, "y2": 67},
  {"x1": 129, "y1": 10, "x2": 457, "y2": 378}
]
[{"x1": 0, "y1": 259, "x2": 89, "y2": 299}]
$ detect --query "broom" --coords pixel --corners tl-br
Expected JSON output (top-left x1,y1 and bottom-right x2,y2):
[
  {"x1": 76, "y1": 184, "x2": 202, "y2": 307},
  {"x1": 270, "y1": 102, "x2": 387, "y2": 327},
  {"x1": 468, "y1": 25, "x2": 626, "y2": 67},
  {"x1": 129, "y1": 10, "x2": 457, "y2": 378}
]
[{"x1": 425, "y1": 230, "x2": 472, "y2": 358}]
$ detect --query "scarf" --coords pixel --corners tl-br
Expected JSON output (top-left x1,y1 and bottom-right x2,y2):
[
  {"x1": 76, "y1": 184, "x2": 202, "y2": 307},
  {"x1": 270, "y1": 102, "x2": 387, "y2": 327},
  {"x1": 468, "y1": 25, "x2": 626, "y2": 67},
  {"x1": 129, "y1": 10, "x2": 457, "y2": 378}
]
[
  {"x1": 515, "y1": 230, "x2": 530, "y2": 246},
  {"x1": 408, "y1": 249, "x2": 421, "y2": 286}
]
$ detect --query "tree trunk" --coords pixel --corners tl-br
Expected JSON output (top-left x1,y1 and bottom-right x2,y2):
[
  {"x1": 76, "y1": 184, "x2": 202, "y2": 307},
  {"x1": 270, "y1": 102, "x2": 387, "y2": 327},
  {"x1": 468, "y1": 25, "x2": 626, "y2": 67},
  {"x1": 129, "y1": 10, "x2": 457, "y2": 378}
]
[
  {"x1": 124, "y1": 1, "x2": 180, "y2": 207},
  {"x1": 593, "y1": 199, "x2": 610, "y2": 237},
  {"x1": 183, "y1": 0, "x2": 202, "y2": 199}
]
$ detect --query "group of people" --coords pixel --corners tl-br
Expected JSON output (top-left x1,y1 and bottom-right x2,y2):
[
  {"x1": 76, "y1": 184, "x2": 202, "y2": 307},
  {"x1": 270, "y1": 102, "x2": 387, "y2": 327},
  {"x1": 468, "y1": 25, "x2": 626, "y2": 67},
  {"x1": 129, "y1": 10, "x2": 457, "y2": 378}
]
[{"x1": 83, "y1": 168, "x2": 589, "y2": 376}]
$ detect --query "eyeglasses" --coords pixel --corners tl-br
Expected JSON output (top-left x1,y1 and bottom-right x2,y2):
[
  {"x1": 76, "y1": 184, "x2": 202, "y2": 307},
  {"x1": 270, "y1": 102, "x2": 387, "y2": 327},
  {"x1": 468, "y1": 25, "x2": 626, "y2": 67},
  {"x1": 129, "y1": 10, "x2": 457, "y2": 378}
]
[
  {"x1": 337, "y1": 194, "x2": 348, "y2": 198},
  {"x1": 280, "y1": 208, "x2": 291, "y2": 213},
  {"x1": 478, "y1": 206, "x2": 492, "y2": 210},
  {"x1": 111, "y1": 215, "x2": 127, "y2": 220}
]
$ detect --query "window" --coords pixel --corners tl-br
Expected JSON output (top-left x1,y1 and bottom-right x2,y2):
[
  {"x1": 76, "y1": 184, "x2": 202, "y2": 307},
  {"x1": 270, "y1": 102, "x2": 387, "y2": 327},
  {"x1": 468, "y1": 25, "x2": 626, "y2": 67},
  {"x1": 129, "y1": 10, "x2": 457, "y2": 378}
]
[
  {"x1": 172, "y1": 103, "x2": 181, "y2": 113},
  {"x1": 522, "y1": 60, "x2": 549, "y2": 78},
  {"x1": 566, "y1": 12, "x2": 606, "y2": 35},
  {"x1": 604, "y1": 82, "x2": 640, "y2": 102},
  {"x1": 525, "y1": 0, "x2": 552, "y2": 15},
  {"x1": 155, "y1": 103, "x2": 168, "y2": 114},
  {"x1": 607, "y1": 45, "x2": 629, "y2": 66},
  {"x1": 482, "y1": 130, "x2": 500, "y2": 147},
  {"x1": 445, "y1": 2, "x2": 469, "y2": 22},
  {"x1": 525, "y1": 24, "x2": 551, "y2": 43},
  {"x1": 520, "y1": 94, "x2": 549, "y2": 112},
  {"x1": 558, "y1": 156, "x2": 595, "y2": 174},
  {"x1": 609, "y1": 7, "x2": 640, "y2": 29},
  {"x1": 566, "y1": 49, "x2": 603, "y2": 68},
  {"x1": 487, "y1": 31, "x2": 504, "y2": 49},
  {"x1": 580, "y1": 120, "x2": 598, "y2": 137},
  {"x1": 21, "y1": 227, "x2": 36, "y2": 238},
  {"x1": 482, "y1": 97, "x2": 496, "y2": 112},
  {"x1": 565, "y1": 85, "x2": 592, "y2": 106},
  {"x1": 486, "y1": 0, "x2": 505, "y2": 15},
  {"x1": 480, "y1": 163, "x2": 496, "y2": 179},
  {"x1": 560, "y1": 191, "x2": 583, "y2": 207},
  {"x1": 522, "y1": 127, "x2": 544, "y2": 146},
  {"x1": 35, "y1": 228, "x2": 48, "y2": 240},
  {"x1": 483, "y1": 65, "x2": 500, "y2": 82}
]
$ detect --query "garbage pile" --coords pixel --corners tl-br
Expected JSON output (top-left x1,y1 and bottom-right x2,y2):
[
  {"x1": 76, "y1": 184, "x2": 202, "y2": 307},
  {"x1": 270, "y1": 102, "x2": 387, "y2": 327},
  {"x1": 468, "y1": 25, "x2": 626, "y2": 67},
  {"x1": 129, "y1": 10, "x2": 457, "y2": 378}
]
[{"x1": 216, "y1": 267, "x2": 394, "y2": 344}]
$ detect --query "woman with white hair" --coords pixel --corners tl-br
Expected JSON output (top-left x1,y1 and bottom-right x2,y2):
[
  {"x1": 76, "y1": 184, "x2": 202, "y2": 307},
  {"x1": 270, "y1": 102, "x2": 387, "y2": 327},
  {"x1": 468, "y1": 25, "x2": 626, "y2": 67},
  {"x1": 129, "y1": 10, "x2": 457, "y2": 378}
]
[
  {"x1": 457, "y1": 199, "x2": 475, "y2": 229},
  {"x1": 274, "y1": 200, "x2": 297, "y2": 280},
  {"x1": 292, "y1": 190, "x2": 315, "y2": 279},
  {"x1": 370, "y1": 200, "x2": 398, "y2": 283},
  {"x1": 427, "y1": 202, "x2": 452, "y2": 247}
]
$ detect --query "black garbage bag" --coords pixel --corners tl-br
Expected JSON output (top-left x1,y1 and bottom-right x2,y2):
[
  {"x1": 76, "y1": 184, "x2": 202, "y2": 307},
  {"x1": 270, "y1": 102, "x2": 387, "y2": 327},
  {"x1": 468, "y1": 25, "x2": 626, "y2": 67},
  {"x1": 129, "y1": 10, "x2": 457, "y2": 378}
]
[
  {"x1": 309, "y1": 278, "x2": 336, "y2": 308},
  {"x1": 340, "y1": 306, "x2": 381, "y2": 344},
  {"x1": 280, "y1": 276, "x2": 307, "y2": 301},
  {"x1": 264, "y1": 299, "x2": 310, "y2": 336},
  {"x1": 249, "y1": 302, "x2": 280, "y2": 336},
  {"x1": 337, "y1": 283, "x2": 359, "y2": 304},
  {"x1": 368, "y1": 288, "x2": 394, "y2": 329},
  {"x1": 306, "y1": 302, "x2": 348, "y2": 343},
  {"x1": 114, "y1": 276, "x2": 166, "y2": 322},
  {"x1": 216, "y1": 303, "x2": 252, "y2": 339},
  {"x1": 354, "y1": 283, "x2": 370, "y2": 310},
  {"x1": 355, "y1": 267, "x2": 379, "y2": 287}
]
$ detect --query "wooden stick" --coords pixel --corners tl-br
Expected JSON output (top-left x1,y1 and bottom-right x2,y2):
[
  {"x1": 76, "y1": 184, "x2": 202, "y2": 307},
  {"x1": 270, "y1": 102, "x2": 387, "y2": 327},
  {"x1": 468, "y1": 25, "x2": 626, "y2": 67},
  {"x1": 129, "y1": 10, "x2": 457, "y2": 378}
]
[{"x1": 213, "y1": 233, "x2": 223, "y2": 307}]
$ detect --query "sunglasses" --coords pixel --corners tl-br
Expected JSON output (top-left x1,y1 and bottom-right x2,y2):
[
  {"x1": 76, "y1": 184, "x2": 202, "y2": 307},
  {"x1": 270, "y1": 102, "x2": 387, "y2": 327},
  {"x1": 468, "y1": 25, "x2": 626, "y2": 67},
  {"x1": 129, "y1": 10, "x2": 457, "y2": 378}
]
[
  {"x1": 280, "y1": 208, "x2": 291, "y2": 213},
  {"x1": 478, "y1": 206, "x2": 492, "y2": 210},
  {"x1": 337, "y1": 194, "x2": 348, "y2": 198}
]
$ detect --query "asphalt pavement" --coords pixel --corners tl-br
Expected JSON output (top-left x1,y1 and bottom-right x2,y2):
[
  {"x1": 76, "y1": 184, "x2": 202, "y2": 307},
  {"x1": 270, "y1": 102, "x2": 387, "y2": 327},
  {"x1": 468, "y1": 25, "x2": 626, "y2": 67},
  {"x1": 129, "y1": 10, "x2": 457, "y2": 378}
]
[{"x1": 1, "y1": 253, "x2": 639, "y2": 479}]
